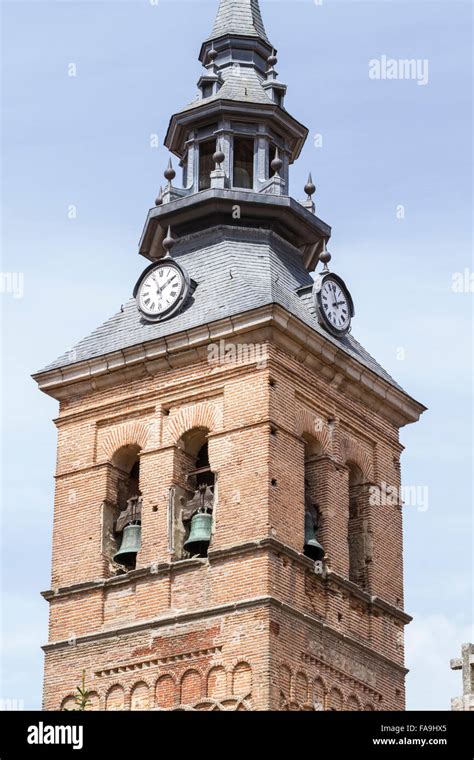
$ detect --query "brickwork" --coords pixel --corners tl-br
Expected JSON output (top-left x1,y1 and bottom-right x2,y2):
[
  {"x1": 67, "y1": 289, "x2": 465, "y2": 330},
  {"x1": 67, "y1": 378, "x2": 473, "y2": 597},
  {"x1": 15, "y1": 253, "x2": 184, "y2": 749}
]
[{"x1": 41, "y1": 337, "x2": 414, "y2": 711}]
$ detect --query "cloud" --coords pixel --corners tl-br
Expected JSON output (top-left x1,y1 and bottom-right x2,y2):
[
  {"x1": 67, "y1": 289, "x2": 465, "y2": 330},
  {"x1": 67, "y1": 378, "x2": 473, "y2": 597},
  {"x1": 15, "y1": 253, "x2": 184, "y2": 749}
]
[{"x1": 405, "y1": 614, "x2": 473, "y2": 710}]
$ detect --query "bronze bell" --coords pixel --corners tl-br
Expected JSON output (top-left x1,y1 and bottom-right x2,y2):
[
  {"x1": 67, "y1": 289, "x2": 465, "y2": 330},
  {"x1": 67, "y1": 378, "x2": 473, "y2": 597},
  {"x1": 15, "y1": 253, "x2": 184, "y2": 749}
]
[
  {"x1": 114, "y1": 523, "x2": 141, "y2": 568},
  {"x1": 304, "y1": 511, "x2": 325, "y2": 562},
  {"x1": 184, "y1": 509, "x2": 212, "y2": 557}
]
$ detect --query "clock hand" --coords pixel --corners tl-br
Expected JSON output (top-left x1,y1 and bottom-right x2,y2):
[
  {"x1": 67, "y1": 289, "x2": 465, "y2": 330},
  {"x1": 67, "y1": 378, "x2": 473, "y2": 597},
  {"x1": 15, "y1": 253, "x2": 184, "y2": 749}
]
[{"x1": 155, "y1": 276, "x2": 177, "y2": 296}]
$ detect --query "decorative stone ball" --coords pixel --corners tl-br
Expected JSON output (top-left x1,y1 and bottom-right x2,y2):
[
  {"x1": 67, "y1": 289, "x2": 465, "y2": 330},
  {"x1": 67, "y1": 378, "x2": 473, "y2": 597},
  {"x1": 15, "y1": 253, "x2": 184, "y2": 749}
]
[
  {"x1": 305, "y1": 179, "x2": 316, "y2": 197},
  {"x1": 163, "y1": 229, "x2": 175, "y2": 253},
  {"x1": 154, "y1": 189, "x2": 163, "y2": 206},
  {"x1": 271, "y1": 155, "x2": 283, "y2": 174},
  {"x1": 267, "y1": 52, "x2": 278, "y2": 67},
  {"x1": 213, "y1": 149, "x2": 225, "y2": 166},
  {"x1": 208, "y1": 47, "x2": 218, "y2": 63},
  {"x1": 164, "y1": 163, "x2": 176, "y2": 182},
  {"x1": 319, "y1": 250, "x2": 332, "y2": 266}
]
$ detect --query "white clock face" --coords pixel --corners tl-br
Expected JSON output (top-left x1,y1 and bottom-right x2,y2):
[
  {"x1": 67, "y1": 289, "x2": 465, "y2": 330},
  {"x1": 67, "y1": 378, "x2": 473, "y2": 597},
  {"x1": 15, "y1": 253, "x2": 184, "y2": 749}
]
[
  {"x1": 138, "y1": 264, "x2": 184, "y2": 317},
  {"x1": 320, "y1": 278, "x2": 351, "y2": 332}
]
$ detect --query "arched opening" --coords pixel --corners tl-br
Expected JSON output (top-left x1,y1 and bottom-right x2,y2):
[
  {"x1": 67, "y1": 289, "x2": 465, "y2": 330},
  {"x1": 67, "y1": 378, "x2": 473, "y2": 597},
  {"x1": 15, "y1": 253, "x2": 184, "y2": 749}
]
[
  {"x1": 303, "y1": 436, "x2": 324, "y2": 562},
  {"x1": 198, "y1": 138, "x2": 216, "y2": 191},
  {"x1": 233, "y1": 136, "x2": 254, "y2": 189},
  {"x1": 103, "y1": 444, "x2": 142, "y2": 572},
  {"x1": 171, "y1": 429, "x2": 216, "y2": 560},
  {"x1": 347, "y1": 462, "x2": 367, "y2": 588}
]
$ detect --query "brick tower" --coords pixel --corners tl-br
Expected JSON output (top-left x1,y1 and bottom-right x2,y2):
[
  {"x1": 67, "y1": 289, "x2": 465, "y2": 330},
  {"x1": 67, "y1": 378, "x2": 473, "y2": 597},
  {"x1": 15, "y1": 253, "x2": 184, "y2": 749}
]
[{"x1": 34, "y1": 0, "x2": 425, "y2": 712}]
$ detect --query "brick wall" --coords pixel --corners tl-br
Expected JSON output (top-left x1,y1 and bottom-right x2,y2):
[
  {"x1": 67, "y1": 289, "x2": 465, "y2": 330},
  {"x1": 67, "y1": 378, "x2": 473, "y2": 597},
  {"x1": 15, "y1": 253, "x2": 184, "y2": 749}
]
[{"x1": 42, "y1": 336, "x2": 411, "y2": 711}]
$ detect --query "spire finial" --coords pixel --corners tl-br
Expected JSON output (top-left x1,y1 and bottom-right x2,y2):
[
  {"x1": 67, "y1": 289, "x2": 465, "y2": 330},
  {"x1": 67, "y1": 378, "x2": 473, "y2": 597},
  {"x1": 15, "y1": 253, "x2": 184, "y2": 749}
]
[
  {"x1": 164, "y1": 158, "x2": 176, "y2": 183},
  {"x1": 271, "y1": 148, "x2": 283, "y2": 176},
  {"x1": 305, "y1": 173, "x2": 316, "y2": 200},
  {"x1": 154, "y1": 186, "x2": 163, "y2": 206},
  {"x1": 213, "y1": 140, "x2": 225, "y2": 168},
  {"x1": 163, "y1": 226, "x2": 176, "y2": 256},
  {"x1": 319, "y1": 241, "x2": 332, "y2": 272},
  {"x1": 267, "y1": 49, "x2": 278, "y2": 68}
]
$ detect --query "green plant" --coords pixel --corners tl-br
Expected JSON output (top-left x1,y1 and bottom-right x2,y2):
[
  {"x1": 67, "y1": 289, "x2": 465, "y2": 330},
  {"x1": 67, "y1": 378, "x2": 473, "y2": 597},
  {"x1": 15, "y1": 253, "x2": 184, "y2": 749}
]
[{"x1": 63, "y1": 671, "x2": 92, "y2": 711}]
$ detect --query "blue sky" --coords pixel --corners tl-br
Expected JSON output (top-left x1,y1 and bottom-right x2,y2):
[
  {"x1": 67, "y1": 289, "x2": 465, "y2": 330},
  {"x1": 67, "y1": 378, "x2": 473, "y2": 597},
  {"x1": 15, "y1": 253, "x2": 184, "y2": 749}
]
[{"x1": 1, "y1": 0, "x2": 472, "y2": 710}]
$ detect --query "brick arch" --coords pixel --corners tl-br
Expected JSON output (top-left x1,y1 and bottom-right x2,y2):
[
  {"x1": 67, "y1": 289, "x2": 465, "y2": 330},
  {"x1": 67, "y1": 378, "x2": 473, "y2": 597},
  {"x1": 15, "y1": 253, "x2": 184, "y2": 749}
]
[
  {"x1": 312, "y1": 676, "x2": 327, "y2": 709},
  {"x1": 167, "y1": 402, "x2": 222, "y2": 444},
  {"x1": 206, "y1": 665, "x2": 227, "y2": 700},
  {"x1": 180, "y1": 669, "x2": 202, "y2": 705},
  {"x1": 60, "y1": 694, "x2": 76, "y2": 711},
  {"x1": 340, "y1": 435, "x2": 373, "y2": 481},
  {"x1": 328, "y1": 686, "x2": 344, "y2": 711},
  {"x1": 101, "y1": 420, "x2": 150, "y2": 463},
  {"x1": 295, "y1": 671, "x2": 309, "y2": 704},
  {"x1": 346, "y1": 694, "x2": 361, "y2": 711},
  {"x1": 105, "y1": 683, "x2": 125, "y2": 711},
  {"x1": 232, "y1": 661, "x2": 252, "y2": 696},
  {"x1": 295, "y1": 407, "x2": 331, "y2": 453},
  {"x1": 130, "y1": 681, "x2": 150, "y2": 711},
  {"x1": 192, "y1": 696, "x2": 250, "y2": 712},
  {"x1": 88, "y1": 691, "x2": 100, "y2": 711},
  {"x1": 155, "y1": 673, "x2": 178, "y2": 709}
]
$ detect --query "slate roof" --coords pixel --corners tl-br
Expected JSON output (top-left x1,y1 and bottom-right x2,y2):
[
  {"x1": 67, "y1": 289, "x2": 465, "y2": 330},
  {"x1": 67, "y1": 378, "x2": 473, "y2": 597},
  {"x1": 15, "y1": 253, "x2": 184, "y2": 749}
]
[
  {"x1": 181, "y1": 65, "x2": 275, "y2": 113},
  {"x1": 207, "y1": 0, "x2": 270, "y2": 44},
  {"x1": 37, "y1": 229, "x2": 403, "y2": 393}
]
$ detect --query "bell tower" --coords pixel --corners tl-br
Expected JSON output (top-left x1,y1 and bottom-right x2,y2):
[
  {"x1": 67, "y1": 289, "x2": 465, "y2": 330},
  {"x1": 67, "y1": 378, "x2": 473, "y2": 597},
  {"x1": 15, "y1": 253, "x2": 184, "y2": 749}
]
[{"x1": 35, "y1": 0, "x2": 425, "y2": 712}]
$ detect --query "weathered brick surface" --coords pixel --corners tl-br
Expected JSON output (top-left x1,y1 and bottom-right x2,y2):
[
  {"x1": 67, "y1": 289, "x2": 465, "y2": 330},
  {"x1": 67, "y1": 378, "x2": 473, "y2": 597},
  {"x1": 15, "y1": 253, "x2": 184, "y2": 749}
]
[{"x1": 42, "y1": 339, "x2": 411, "y2": 711}]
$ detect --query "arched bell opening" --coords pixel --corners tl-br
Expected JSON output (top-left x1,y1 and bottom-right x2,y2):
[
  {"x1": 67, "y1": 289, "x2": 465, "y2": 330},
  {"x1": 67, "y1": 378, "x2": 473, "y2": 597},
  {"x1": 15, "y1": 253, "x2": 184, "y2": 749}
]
[
  {"x1": 171, "y1": 428, "x2": 216, "y2": 560},
  {"x1": 302, "y1": 435, "x2": 325, "y2": 562},
  {"x1": 347, "y1": 461, "x2": 368, "y2": 589},
  {"x1": 103, "y1": 444, "x2": 142, "y2": 572}
]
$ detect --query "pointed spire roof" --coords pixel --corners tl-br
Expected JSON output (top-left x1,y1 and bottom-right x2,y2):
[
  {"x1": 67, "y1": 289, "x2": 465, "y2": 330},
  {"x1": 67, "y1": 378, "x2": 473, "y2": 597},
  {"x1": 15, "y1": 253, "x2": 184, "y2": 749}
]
[{"x1": 207, "y1": 0, "x2": 270, "y2": 44}]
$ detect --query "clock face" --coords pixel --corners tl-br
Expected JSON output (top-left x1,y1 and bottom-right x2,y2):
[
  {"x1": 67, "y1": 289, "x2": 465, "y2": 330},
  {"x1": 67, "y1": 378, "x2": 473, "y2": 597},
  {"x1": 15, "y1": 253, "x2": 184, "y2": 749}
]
[
  {"x1": 135, "y1": 261, "x2": 189, "y2": 321},
  {"x1": 314, "y1": 274, "x2": 354, "y2": 337}
]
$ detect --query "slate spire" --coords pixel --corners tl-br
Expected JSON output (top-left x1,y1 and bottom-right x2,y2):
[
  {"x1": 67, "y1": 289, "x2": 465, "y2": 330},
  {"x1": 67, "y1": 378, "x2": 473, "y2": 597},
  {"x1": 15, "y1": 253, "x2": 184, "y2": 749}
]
[
  {"x1": 199, "y1": 0, "x2": 273, "y2": 71},
  {"x1": 207, "y1": 0, "x2": 270, "y2": 44}
]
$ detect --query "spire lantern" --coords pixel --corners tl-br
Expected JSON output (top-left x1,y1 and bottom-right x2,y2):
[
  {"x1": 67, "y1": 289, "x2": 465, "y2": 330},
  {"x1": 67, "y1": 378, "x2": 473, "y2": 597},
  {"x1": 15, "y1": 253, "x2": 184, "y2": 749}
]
[{"x1": 198, "y1": 0, "x2": 274, "y2": 76}]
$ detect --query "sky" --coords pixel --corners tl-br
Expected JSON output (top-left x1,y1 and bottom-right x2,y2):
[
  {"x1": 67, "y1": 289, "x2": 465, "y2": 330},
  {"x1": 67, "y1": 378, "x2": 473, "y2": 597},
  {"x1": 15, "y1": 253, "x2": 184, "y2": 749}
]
[{"x1": 1, "y1": 0, "x2": 472, "y2": 711}]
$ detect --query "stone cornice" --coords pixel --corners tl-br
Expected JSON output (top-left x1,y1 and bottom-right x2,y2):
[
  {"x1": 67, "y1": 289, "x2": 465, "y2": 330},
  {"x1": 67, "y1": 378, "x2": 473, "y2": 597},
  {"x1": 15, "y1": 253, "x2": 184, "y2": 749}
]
[
  {"x1": 165, "y1": 100, "x2": 308, "y2": 163},
  {"x1": 41, "y1": 590, "x2": 408, "y2": 676},
  {"x1": 33, "y1": 305, "x2": 426, "y2": 427},
  {"x1": 42, "y1": 537, "x2": 411, "y2": 626},
  {"x1": 138, "y1": 192, "x2": 329, "y2": 263}
]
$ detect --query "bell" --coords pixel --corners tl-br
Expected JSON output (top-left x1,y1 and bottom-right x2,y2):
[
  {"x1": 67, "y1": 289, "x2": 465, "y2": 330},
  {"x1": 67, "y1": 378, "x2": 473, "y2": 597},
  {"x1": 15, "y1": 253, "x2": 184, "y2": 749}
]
[
  {"x1": 114, "y1": 524, "x2": 141, "y2": 567},
  {"x1": 304, "y1": 511, "x2": 325, "y2": 562},
  {"x1": 184, "y1": 510, "x2": 212, "y2": 557}
]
